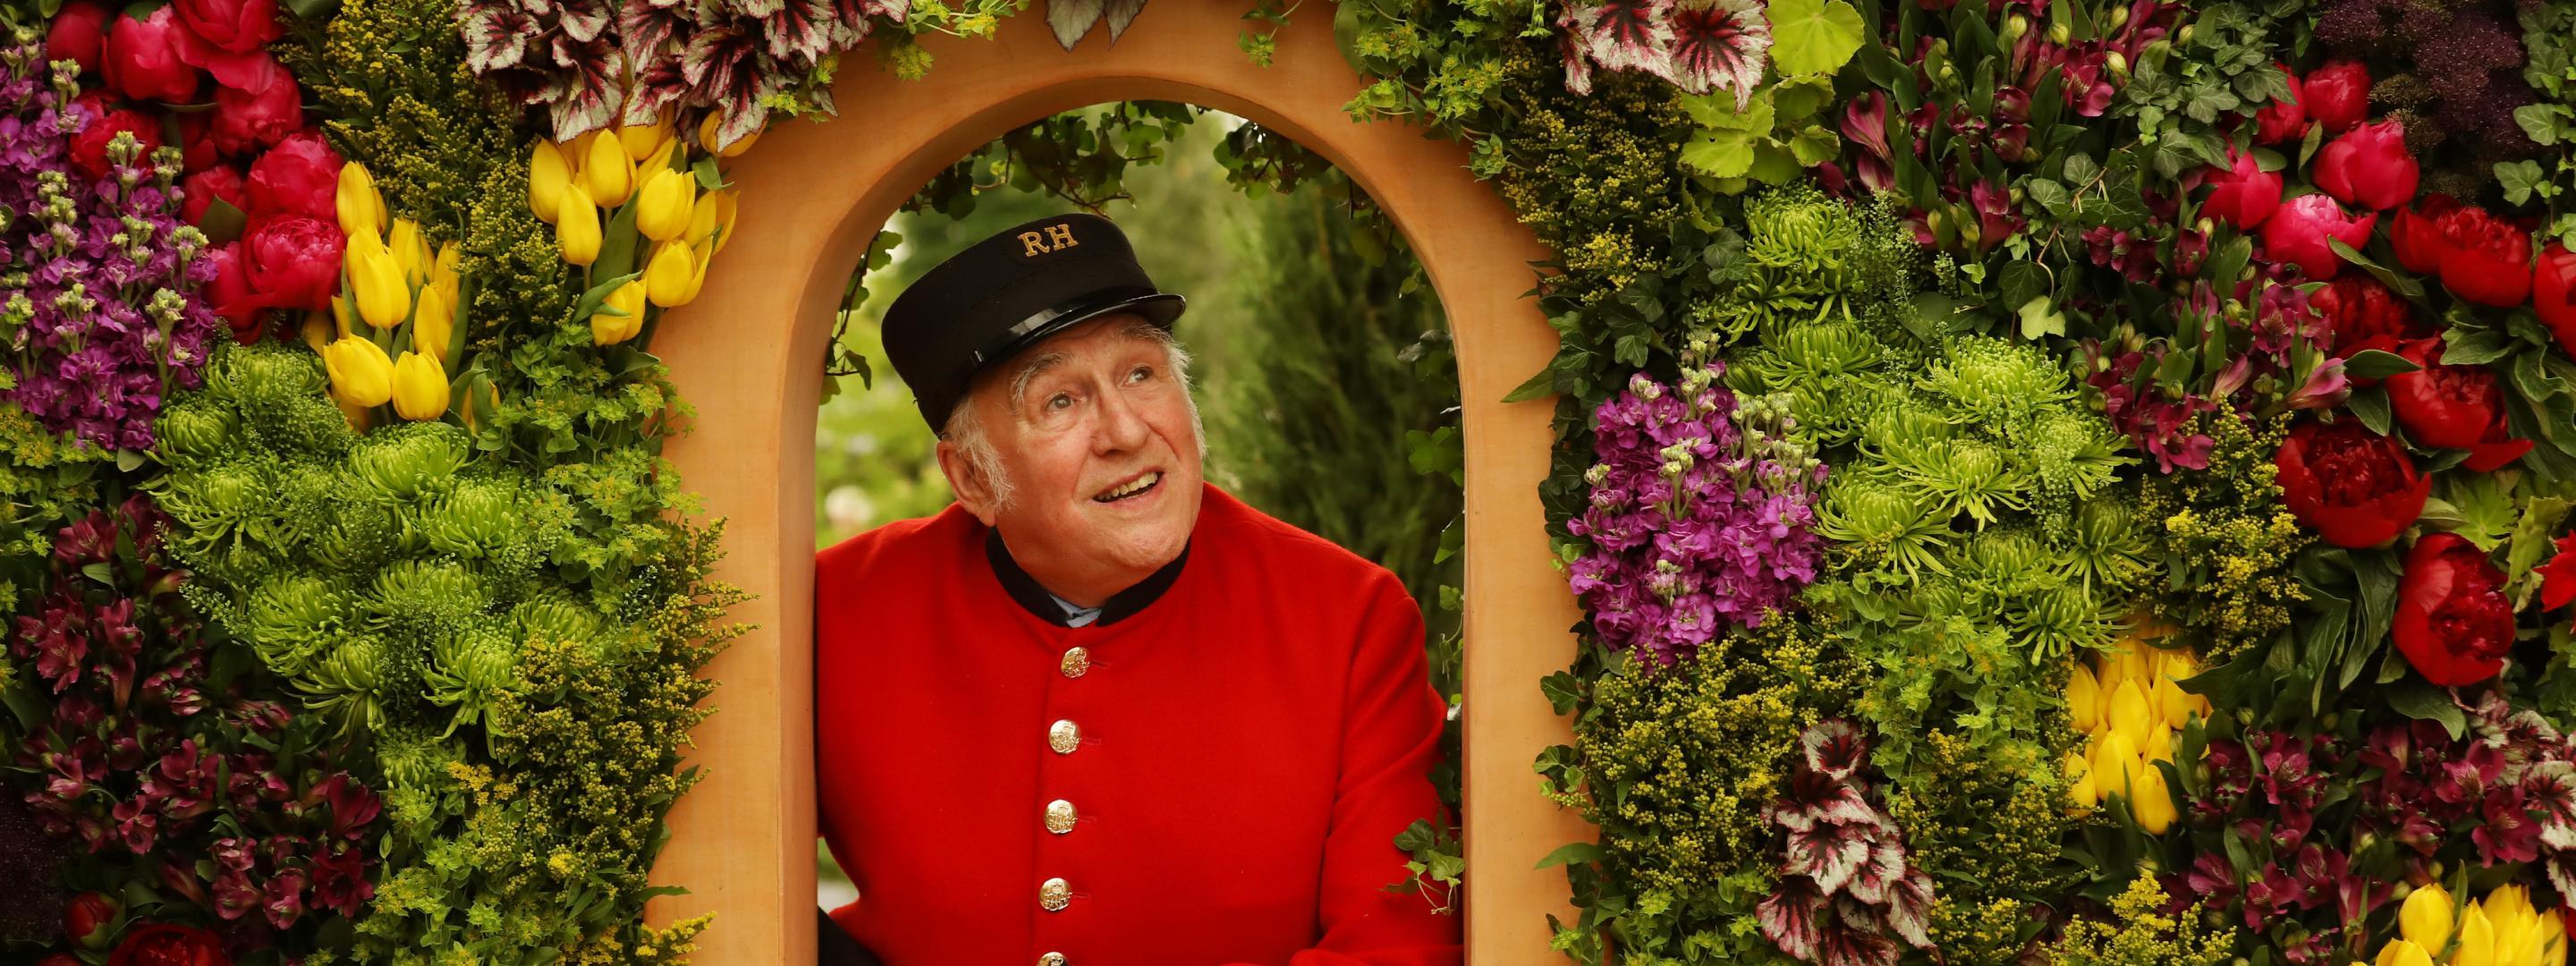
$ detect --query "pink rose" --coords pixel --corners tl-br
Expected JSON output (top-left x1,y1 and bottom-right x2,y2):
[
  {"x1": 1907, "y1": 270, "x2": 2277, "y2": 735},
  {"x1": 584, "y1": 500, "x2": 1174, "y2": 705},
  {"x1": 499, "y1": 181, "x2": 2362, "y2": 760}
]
[
  {"x1": 2301, "y1": 60, "x2": 2369, "y2": 135},
  {"x1": 2261, "y1": 193, "x2": 2377, "y2": 280},
  {"x1": 102, "y1": 7, "x2": 199, "y2": 104},
  {"x1": 239, "y1": 215, "x2": 344, "y2": 312},
  {"x1": 2202, "y1": 148, "x2": 2282, "y2": 230},
  {"x1": 2313, "y1": 119, "x2": 2418, "y2": 211},
  {"x1": 2254, "y1": 64, "x2": 2306, "y2": 144},
  {"x1": 180, "y1": 165, "x2": 248, "y2": 226},
  {"x1": 211, "y1": 62, "x2": 299, "y2": 155},
  {"x1": 243, "y1": 131, "x2": 343, "y2": 223},
  {"x1": 45, "y1": 1, "x2": 114, "y2": 77}
]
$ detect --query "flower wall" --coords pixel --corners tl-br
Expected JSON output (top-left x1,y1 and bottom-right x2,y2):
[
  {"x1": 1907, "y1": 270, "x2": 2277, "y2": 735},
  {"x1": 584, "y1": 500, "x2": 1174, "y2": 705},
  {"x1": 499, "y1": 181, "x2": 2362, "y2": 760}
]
[{"x1": 7, "y1": 0, "x2": 2576, "y2": 959}]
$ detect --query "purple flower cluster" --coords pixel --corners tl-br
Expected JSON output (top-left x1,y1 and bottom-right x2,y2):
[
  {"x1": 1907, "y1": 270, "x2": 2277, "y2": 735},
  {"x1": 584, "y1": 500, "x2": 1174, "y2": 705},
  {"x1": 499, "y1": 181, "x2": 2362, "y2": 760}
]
[
  {"x1": 7, "y1": 497, "x2": 379, "y2": 947},
  {"x1": 1565, "y1": 364, "x2": 1826, "y2": 665},
  {"x1": 0, "y1": 42, "x2": 217, "y2": 452}
]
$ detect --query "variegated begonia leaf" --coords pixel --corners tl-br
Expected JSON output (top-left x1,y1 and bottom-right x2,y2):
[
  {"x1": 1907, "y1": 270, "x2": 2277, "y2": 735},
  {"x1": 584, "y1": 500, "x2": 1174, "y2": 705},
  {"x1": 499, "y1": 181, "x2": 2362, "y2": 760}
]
[
  {"x1": 541, "y1": 32, "x2": 625, "y2": 139},
  {"x1": 618, "y1": 0, "x2": 693, "y2": 80},
  {"x1": 1756, "y1": 879, "x2": 1826, "y2": 961},
  {"x1": 759, "y1": 0, "x2": 835, "y2": 64},
  {"x1": 1100, "y1": 0, "x2": 1147, "y2": 41},
  {"x1": 1840, "y1": 837, "x2": 1906, "y2": 904},
  {"x1": 1801, "y1": 717, "x2": 1867, "y2": 780},
  {"x1": 460, "y1": 0, "x2": 539, "y2": 74},
  {"x1": 1571, "y1": 0, "x2": 1674, "y2": 77},
  {"x1": 1558, "y1": 29, "x2": 1595, "y2": 95},
  {"x1": 556, "y1": 0, "x2": 614, "y2": 44},
  {"x1": 682, "y1": 24, "x2": 777, "y2": 148},
  {"x1": 1817, "y1": 921, "x2": 1901, "y2": 966},
  {"x1": 1880, "y1": 868, "x2": 1936, "y2": 948},
  {"x1": 1784, "y1": 820, "x2": 1871, "y2": 894},
  {"x1": 622, "y1": 55, "x2": 688, "y2": 125},
  {"x1": 1046, "y1": 0, "x2": 1106, "y2": 49},
  {"x1": 1664, "y1": 0, "x2": 1768, "y2": 108}
]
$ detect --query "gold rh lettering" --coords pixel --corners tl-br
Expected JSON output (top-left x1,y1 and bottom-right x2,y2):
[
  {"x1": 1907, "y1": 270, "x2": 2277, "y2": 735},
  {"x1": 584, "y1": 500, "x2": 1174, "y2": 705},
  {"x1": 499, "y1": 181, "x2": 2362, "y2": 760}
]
[{"x1": 1044, "y1": 223, "x2": 1078, "y2": 250}]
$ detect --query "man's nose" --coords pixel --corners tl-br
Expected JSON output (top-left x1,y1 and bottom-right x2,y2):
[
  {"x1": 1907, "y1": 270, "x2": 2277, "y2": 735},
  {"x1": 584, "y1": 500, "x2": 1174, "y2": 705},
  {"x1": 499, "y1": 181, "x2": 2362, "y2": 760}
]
[{"x1": 1092, "y1": 386, "x2": 1150, "y2": 453}]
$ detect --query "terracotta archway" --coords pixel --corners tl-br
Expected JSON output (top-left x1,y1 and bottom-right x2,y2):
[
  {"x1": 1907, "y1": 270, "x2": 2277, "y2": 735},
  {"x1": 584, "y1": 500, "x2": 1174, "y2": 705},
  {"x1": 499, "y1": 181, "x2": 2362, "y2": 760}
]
[{"x1": 647, "y1": 4, "x2": 1592, "y2": 960}]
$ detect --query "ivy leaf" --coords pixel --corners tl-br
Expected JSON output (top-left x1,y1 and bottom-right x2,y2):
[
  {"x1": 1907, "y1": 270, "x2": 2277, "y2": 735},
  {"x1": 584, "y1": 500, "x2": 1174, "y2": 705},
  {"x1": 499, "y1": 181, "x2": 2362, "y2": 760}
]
[
  {"x1": 2498, "y1": 160, "x2": 2548, "y2": 207},
  {"x1": 1536, "y1": 841, "x2": 1606, "y2": 869},
  {"x1": 2016, "y1": 295, "x2": 2065, "y2": 339},
  {"x1": 2517, "y1": 104, "x2": 2563, "y2": 146},
  {"x1": 1766, "y1": 0, "x2": 1862, "y2": 77}
]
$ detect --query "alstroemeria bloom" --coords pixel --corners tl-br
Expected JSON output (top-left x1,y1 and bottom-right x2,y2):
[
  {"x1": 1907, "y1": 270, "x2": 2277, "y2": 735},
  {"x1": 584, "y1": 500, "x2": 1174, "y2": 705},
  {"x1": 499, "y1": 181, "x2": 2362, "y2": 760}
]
[
  {"x1": 2394, "y1": 532, "x2": 2512, "y2": 687},
  {"x1": 2313, "y1": 119, "x2": 2418, "y2": 211}
]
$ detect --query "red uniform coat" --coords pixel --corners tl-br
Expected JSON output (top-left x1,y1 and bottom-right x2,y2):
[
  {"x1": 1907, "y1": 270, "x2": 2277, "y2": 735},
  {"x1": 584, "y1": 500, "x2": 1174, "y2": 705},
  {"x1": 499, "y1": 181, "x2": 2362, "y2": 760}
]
[{"x1": 816, "y1": 483, "x2": 1462, "y2": 966}]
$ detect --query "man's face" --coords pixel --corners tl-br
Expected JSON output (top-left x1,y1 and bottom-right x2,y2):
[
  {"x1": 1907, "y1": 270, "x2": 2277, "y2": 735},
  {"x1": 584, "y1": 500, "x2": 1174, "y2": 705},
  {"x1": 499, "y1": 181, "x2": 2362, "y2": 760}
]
[{"x1": 950, "y1": 315, "x2": 1205, "y2": 586}]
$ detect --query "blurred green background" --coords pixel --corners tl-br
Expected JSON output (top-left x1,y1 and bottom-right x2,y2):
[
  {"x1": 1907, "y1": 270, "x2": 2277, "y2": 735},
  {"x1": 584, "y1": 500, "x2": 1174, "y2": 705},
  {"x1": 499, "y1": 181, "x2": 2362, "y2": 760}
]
[{"x1": 814, "y1": 105, "x2": 1466, "y2": 910}]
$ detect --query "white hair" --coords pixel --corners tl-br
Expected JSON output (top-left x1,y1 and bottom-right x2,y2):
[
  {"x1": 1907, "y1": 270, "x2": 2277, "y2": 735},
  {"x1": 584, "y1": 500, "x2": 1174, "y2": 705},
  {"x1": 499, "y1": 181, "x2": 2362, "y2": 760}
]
[{"x1": 939, "y1": 316, "x2": 1202, "y2": 514}]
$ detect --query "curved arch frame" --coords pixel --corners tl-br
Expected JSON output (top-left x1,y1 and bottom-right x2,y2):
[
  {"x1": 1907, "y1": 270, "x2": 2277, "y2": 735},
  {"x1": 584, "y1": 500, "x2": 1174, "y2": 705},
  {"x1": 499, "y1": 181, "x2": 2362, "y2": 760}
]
[{"x1": 648, "y1": 4, "x2": 1590, "y2": 960}]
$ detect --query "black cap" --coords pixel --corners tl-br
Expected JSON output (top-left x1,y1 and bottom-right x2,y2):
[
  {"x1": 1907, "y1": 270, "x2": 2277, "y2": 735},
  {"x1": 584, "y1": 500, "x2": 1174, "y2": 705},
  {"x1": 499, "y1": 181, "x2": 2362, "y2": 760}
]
[{"x1": 880, "y1": 212, "x2": 1187, "y2": 430}]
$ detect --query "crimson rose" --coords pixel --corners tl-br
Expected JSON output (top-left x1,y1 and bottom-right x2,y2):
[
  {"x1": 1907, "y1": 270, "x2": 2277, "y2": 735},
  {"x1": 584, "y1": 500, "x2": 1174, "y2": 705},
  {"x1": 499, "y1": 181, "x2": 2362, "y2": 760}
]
[
  {"x1": 2538, "y1": 533, "x2": 2576, "y2": 616},
  {"x1": 2275, "y1": 419, "x2": 2428, "y2": 548},
  {"x1": 238, "y1": 216, "x2": 343, "y2": 313},
  {"x1": 67, "y1": 97, "x2": 164, "y2": 181},
  {"x1": 2394, "y1": 532, "x2": 2512, "y2": 687},
  {"x1": 2386, "y1": 342, "x2": 2532, "y2": 471},
  {"x1": 2313, "y1": 119, "x2": 2417, "y2": 211},
  {"x1": 2432, "y1": 203, "x2": 2532, "y2": 308},
  {"x1": 45, "y1": 1, "x2": 112, "y2": 77},
  {"x1": 2261, "y1": 193, "x2": 2376, "y2": 280},
  {"x1": 2201, "y1": 148, "x2": 2281, "y2": 230},
  {"x1": 2309, "y1": 274, "x2": 2427, "y2": 365},
  {"x1": 2301, "y1": 59, "x2": 2368, "y2": 134},
  {"x1": 210, "y1": 64, "x2": 298, "y2": 156},
  {"x1": 242, "y1": 131, "x2": 341, "y2": 222},
  {"x1": 2392, "y1": 193, "x2": 2456, "y2": 275},
  {"x1": 106, "y1": 923, "x2": 228, "y2": 966},
  {"x1": 101, "y1": 7, "x2": 199, "y2": 103},
  {"x1": 2538, "y1": 242, "x2": 2576, "y2": 352},
  {"x1": 2254, "y1": 64, "x2": 2306, "y2": 143},
  {"x1": 173, "y1": 0, "x2": 282, "y2": 55},
  {"x1": 65, "y1": 891, "x2": 116, "y2": 949},
  {"x1": 179, "y1": 166, "x2": 246, "y2": 227},
  {"x1": 199, "y1": 243, "x2": 265, "y2": 343}
]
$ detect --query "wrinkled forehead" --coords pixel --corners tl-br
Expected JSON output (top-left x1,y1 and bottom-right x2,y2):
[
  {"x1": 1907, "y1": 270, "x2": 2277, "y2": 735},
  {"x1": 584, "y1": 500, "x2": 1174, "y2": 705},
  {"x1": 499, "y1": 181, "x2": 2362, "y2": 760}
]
[{"x1": 978, "y1": 313, "x2": 1179, "y2": 402}]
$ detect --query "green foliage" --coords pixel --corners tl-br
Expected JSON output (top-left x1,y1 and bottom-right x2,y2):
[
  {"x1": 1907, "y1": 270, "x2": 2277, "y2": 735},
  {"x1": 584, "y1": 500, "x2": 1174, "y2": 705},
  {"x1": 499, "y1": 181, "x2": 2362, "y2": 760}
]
[
  {"x1": 1886, "y1": 730, "x2": 2082, "y2": 963},
  {"x1": 0, "y1": 402, "x2": 107, "y2": 606},
  {"x1": 1536, "y1": 617, "x2": 1864, "y2": 965},
  {"x1": 2137, "y1": 413, "x2": 2311, "y2": 661},
  {"x1": 2039, "y1": 874, "x2": 2237, "y2": 966}
]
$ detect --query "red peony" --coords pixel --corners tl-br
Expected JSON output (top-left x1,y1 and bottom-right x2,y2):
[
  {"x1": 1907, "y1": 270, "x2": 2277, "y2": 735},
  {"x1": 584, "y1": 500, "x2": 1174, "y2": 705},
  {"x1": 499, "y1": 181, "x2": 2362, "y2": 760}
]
[
  {"x1": 2538, "y1": 533, "x2": 2576, "y2": 614},
  {"x1": 2202, "y1": 148, "x2": 2282, "y2": 230},
  {"x1": 2312, "y1": 119, "x2": 2418, "y2": 211},
  {"x1": 106, "y1": 922, "x2": 228, "y2": 966},
  {"x1": 199, "y1": 243, "x2": 265, "y2": 343},
  {"x1": 101, "y1": 7, "x2": 199, "y2": 104},
  {"x1": 67, "y1": 98, "x2": 165, "y2": 182},
  {"x1": 237, "y1": 215, "x2": 343, "y2": 313},
  {"x1": 64, "y1": 891, "x2": 117, "y2": 949},
  {"x1": 242, "y1": 131, "x2": 341, "y2": 223},
  {"x1": 2310, "y1": 274, "x2": 2428, "y2": 363},
  {"x1": 179, "y1": 165, "x2": 247, "y2": 227},
  {"x1": 2432, "y1": 203, "x2": 2533, "y2": 308},
  {"x1": 2261, "y1": 193, "x2": 2377, "y2": 280},
  {"x1": 2536, "y1": 242, "x2": 2576, "y2": 351},
  {"x1": 2385, "y1": 341, "x2": 2530, "y2": 470},
  {"x1": 45, "y1": 1, "x2": 114, "y2": 77},
  {"x1": 210, "y1": 63, "x2": 299, "y2": 156},
  {"x1": 172, "y1": 0, "x2": 282, "y2": 55},
  {"x1": 2255, "y1": 64, "x2": 2307, "y2": 144},
  {"x1": 2394, "y1": 532, "x2": 2513, "y2": 687},
  {"x1": 2301, "y1": 60, "x2": 2369, "y2": 135},
  {"x1": 2392, "y1": 193, "x2": 2458, "y2": 275},
  {"x1": 174, "y1": 111, "x2": 216, "y2": 174},
  {"x1": 2275, "y1": 418, "x2": 2428, "y2": 548}
]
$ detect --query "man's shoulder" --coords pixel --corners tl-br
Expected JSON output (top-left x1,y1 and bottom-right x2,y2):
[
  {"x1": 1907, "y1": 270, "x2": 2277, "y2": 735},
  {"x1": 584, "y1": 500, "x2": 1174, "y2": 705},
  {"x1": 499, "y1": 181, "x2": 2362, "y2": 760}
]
[
  {"x1": 817, "y1": 503, "x2": 977, "y2": 582},
  {"x1": 1200, "y1": 485, "x2": 1407, "y2": 597}
]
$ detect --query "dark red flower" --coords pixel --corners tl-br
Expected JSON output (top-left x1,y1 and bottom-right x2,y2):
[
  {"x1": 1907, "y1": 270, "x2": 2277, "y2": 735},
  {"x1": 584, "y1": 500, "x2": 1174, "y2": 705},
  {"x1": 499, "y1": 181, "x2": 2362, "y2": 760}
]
[
  {"x1": 67, "y1": 102, "x2": 164, "y2": 182},
  {"x1": 179, "y1": 166, "x2": 246, "y2": 227},
  {"x1": 102, "y1": 7, "x2": 200, "y2": 104},
  {"x1": 173, "y1": 0, "x2": 281, "y2": 55},
  {"x1": 2393, "y1": 193, "x2": 2460, "y2": 275},
  {"x1": 2255, "y1": 64, "x2": 2307, "y2": 143},
  {"x1": 2433, "y1": 203, "x2": 2532, "y2": 308},
  {"x1": 2301, "y1": 59, "x2": 2369, "y2": 135},
  {"x1": 106, "y1": 922, "x2": 227, "y2": 966},
  {"x1": 45, "y1": 1, "x2": 114, "y2": 77},
  {"x1": 2275, "y1": 419, "x2": 2428, "y2": 548},
  {"x1": 199, "y1": 243, "x2": 264, "y2": 343},
  {"x1": 2394, "y1": 532, "x2": 2512, "y2": 687},
  {"x1": 2537, "y1": 242, "x2": 2576, "y2": 352},
  {"x1": 2537, "y1": 533, "x2": 2576, "y2": 613},
  {"x1": 2387, "y1": 341, "x2": 2510, "y2": 450},
  {"x1": 2313, "y1": 119, "x2": 2418, "y2": 211},
  {"x1": 173, "y1": 112, "x2": 216, "y2": 174},
  {"x1": 210, "y1": 64, "x2": 298, "y2": 156},
  {"x1": 64, "y1": 892, "x2": 116, "y2": 948},
  {"x1": 236, "y1": 215, "x2": 343, "y2": 313},
  {"x1": 2261, "y1": 193, "x2": 2377, "y2": 280},
  {"x1": 242, "y1": 131, "x2": 340, "y2": 222},
  {"x1": 2309, "y1": 274, "x2": 2428, "y2": 363},
  {"x1": 2202, "y1": 148, "x2": 2282, "y2": 230}
]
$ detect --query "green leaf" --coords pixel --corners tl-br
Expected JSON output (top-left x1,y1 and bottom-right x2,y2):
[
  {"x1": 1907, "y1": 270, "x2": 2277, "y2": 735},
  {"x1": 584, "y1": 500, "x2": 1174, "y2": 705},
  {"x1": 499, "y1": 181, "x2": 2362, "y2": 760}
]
[
  {"x1": 281, "y1": 0, "x2": 337, "y2": 18},
  {"x1": 1680, "y1": 128, "x2": 1758, "y2": 178},
  {"x1": 1767, "y1": 0, "x2": 1865, "y2": 76},
  {"x1": 2509, "y1": 497, "x2": 2574, "y2": 582},
  {"x1": 1772, "y1": 76, "x2": 1836, "y2": 122},
  {"x1": 2385, "y1": 679, "x2": 2467, "y2": 740},
  {"x1": 2517, "y1": 104, "x2": 2563, "y2": 146},
  {"x1": 1680, "y1": 89, "x2": 1775, "y2": 131},
  {"x1": 2017, "y1": 295, "x2": 2066, "y2": 339},
  {"x1": 2499, "y1": 160, "x2": 2548, "y2": 207},
  {"x1": 2061, "y1": 151, "x2": 2100, "y2": 185},
  {"x1": 1501, "y1": 362, "x2": 1557, "y2": 403},
  {"x1": 1535, "y1": 841, "x2": 1606, "y2": 869},
  {"x1": 197, "y1": 196, "x2": 248, "y2": 245},
  {"x1": 2025, "y1": 177, "x2": 2071, "y2": 214},
  {"x1": 1786, "y1": 125, "x2": 1841, "y2": 165},
  {"x1": 2341, "y1": 349, "x2": 2420, "y2": 380},
  {"x1": 2442, "y1": 329, "x2": 2518, "y2": 367}
]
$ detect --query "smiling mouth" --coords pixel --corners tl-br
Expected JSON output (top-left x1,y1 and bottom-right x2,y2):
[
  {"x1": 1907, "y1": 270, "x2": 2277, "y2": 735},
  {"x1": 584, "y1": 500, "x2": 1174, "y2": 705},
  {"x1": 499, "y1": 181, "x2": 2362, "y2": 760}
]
[{"x1": 1092, "y1": 471, "x2": 1163, "y2": 504}]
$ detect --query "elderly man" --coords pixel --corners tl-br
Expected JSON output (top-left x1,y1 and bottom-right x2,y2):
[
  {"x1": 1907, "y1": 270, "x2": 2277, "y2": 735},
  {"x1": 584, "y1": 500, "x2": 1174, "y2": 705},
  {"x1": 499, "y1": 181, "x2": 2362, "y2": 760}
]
[{"x1": 815, "y1": 212, "x2": 1462, "y2": 966}]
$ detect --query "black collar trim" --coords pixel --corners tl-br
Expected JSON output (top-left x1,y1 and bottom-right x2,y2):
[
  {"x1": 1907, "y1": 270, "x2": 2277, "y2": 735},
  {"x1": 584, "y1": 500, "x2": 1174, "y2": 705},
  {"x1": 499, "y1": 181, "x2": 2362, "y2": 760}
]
[{"x1": 984, "y1": 529, "x2": 1190, "y2": 628}]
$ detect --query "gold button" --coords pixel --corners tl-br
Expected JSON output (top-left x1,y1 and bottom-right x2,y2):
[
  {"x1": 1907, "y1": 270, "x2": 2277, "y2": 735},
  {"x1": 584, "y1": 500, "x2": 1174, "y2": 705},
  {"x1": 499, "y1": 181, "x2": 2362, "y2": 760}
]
[
  {"x1": 1039, "y1": 877, "x2": 1072, "y2": 912},
  {"x1": 1039, "y1": 953, "x2": 1067, "y2": 966},
  {"x1": 1060, "y1": 647, "x2": 1091, "y2": 679},
  {"x1": 1044, "y1": 799, "x2": 1078, "y2": 835},
  {"x1": 1048, "y1": 719, "x2": 1080, "y2": 754}
]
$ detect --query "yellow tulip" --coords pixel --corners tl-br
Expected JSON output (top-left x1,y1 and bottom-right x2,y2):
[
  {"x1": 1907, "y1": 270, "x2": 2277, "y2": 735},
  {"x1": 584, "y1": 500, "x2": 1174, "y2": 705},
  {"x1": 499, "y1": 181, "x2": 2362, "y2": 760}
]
[
  {"x1": 2114, "y1": 645, "x2": 2154, "y2": 692},
  {"x1": 336, "y1": 161, "x2": 385, "y2": 242},
  {"x1": 556, "y1": 183, "x2": 602, "y2": 267},
  {"x1": 2461, "y1": 903, "x2": 2500, "y2": 966},
  {"x1": 301, "y1": 312, "x2": 334, "y2": 352},
  {"x1": 634, "y1": 167, "x2": 696, "y2": 243},
  {"x1": 583, "y1": 131, "x2": 634, "y2": 208},
  {"x1": 643, "y1": 239, "x2": 699, "y2": 308},
  {"x1": 2144, "y1": 722, "x2": 2174, "y2": 764},
  {"x1": 2150, "y1": 674, "x2": 2193, "y2": 728},
  {"x1": 327, "y1": 293, "x2": 354, "y2": 338},
  {"x1": 2401, "y1": 883, "x2": 2455, "y2": 952},
  {"x1": 322, "y1": 336, "x2": 394, "y2": 407},
  {"x1": 2107, "y1": 679, "x2": 2153, "y2": 750},
  {"x1": 530, "y1": 140, "x2": 572, "y2": 225},
  {"x1": 685, "y1": 188, "x2": 737, "y2": 253},
  {"x1": 2130, "y1": 763, "x2": 2174, "y2": 833},
  {"x1": 348, "y1": 238, "x2": 411, "y2": 330},
  {"x1": 2540, "y1": 905, "x2": 2566, "y2": 966},
  {"x1": 2063, "y1": 750, "x2": 2097, "y2": 809},
  {"x1": 618, "y1": 114, "x2": 674, "y2": 162},
  {"x1": 411, "y1": 284, "x2": 453, "y2": 364},
  {"x1": 699, "y1": 112, "x2": 758, "y2": 157},
  {"x1": 592, "y1": 279, "x2": 647, "y2": 345},
  {"x1": 640, "y1": 134, "x2": 680, "y2": 177},
  {"x1": 430, "y1": 242, "x2": 462, "y2": 309},
  {"x1": 561, "y1": 131, "x2": 597, "y2": 177},
  {"x1": 2091, "y1": 731, "x2": 2141, "y2": 799},
  {"x1": 386, "y1": 218, "x2": 432, "y2": 287},
  {"x1": 2377, "y1": 941, "x2": 2435, "y2": 966},
  {"x1": 390, "y1": 351, "x2": 449, "y2": 420},
  {"x1": 2067, "y1": 664, "x2": 2103, "y2": 733}
]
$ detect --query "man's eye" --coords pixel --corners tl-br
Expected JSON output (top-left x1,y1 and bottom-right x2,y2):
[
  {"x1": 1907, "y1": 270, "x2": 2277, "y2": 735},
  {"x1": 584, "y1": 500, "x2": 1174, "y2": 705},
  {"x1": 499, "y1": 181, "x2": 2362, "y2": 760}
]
[
  {"x1": 1046, "y1": 393, "x2": 1075, "y2": 411},
  {"x1": 1128, "y1": 366, "x2": 1153, "y2": 384}
]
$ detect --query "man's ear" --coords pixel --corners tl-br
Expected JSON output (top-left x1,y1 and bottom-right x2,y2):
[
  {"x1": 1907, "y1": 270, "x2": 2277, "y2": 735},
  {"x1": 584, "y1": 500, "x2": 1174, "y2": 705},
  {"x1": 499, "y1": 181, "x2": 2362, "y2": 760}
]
[{"x1": 934, "y1": 437, "x2": 1001, "y2": 527}]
